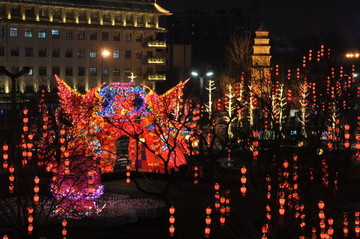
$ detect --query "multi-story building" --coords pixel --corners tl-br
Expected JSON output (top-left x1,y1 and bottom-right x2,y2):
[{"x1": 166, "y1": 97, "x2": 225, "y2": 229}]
[{"x1": 0, "y1": 0, "x2": 171, "y2": 93}]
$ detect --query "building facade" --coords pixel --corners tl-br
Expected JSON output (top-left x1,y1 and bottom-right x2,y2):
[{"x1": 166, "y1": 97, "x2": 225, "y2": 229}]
[{"x1": 0, "y1": 0, "x2": 171, "y2": 93}]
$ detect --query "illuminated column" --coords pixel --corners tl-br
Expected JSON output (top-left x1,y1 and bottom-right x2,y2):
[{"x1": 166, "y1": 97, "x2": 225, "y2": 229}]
[
  {"x1": 20, "y1": 5, "x2": 25, "y2": 20},
  {"x1": 48, "y1": 7, "x2": 53, "y2": 22}
]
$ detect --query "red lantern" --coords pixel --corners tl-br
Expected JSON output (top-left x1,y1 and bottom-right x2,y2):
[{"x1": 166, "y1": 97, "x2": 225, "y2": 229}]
[
  {"x1": 28, "y1": 224, "x2": 33, "y2": 234},
  {"x1": 206, "y1": 206, "x2": 212, "y2": 215},
  {"x1": 27, "y1": 215, "x2": 33, "y2": 223},
  {"x1": 318, "y1": 201, "x2": 325, "y2": 210},
  {"x1": 241, "y1": 166, "x2": 247, "y2": 174},
  {"x1": 279, "y1": 196, "x2": 285, "y2": 206},
  {"x1": 9, "y1": 183, "x2": 14, "y2": 193},
  {"x1": 344, "y1": 133, "x2": 350, "y2": 140},
  {"x1": 64, "y1": 151, "x2": 70, "y2": 158},
  {"x1": 318, "y1": 211, "x2": 325, "y2": 220},
  {"x1": 9, "y1": 174, "x2": 14, "y2": 182},
  {"x1": 34, "y1": 194, "x2": 39, "y2": 204},
  {"x1": 34, "y1": 176, "x2": 40, "y2": 184},
  {"x1": 126, "y1": 178, "x2": 131, "y2": 184},
  {"x1": 220, "y1": 206, "x2": 226, "y2": 215},
  {"x1": 283, "y1": 161, "x2": 289, "y2": 169},
  {"x1": 33, "y1": 185, "x2": 39, "y2": 193},
  {"x1": 240, "y1": 185, "x2": 247, "y2": 195},
  {"x1": 241, "y1": 176, "x2": 247, "y2": 184},
  {"x1": 204, "y1": 226, "x2": 211, "y2": 236},
  {"x1": 27, "y1": 207, "x2": 34, "y2": 214},
  {"x1": 169, "y1": 206, "x2": 175, "y2": 215},
  {"x1": 266, "y1": 212, "x2": 271, "y2": 220},
  {"x1": 23, "y1": 109, "x2": 28, "y2": 115},
  {"x1": 60, "y1": 129, "x2": 66, "y2": 135},
  {"x1": 64, "y1": 167, "x2": 70, "y2": 174},
  {"x1": 214, "y1": 183, "x2": 220, "y2": 191},
  {"x1": 279, "y1": 206, "x2": 285, "y2": 216},
  {"x1": 169, "y1": 225, "x2": 175, "y2": 235},
  {"x1": 3, "y1": 235, "x2": 8, "y2": 239},
  {"x1": 62, "y1": 219, "x2": 68, "y2": 227},
  {"x1": 205, "y1": 216, "x2": 211, "y2": 225},
  {"x1": 2, "y1": 153, "x2": 8, "y2": 160},
  {"x1": 344, "y1": 142, "x2": 350, "y2": 148},
  {"x1": 2, "y1": 145, "x2": 9, "y2": 151},
  {"x1": 344, "y1": 124, "x2": 350, "y2": 131},
  {"x1": 169, "y1": 215, "x2": 175, "y2": 224},
  {"x1": 220, "y1": 216, "x2": 226, "y2": 225},
  {"x1": 3, "y1": 161, "x2": 8, "y2": 169},
  {"x1": 62, "y1": 228, "x2": 67, "y2": 236}
]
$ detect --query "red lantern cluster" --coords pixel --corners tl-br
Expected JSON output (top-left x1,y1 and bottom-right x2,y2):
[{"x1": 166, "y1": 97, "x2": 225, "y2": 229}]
[{"x1": 168, "y1": 206, "x2": 175, "y2": 237}]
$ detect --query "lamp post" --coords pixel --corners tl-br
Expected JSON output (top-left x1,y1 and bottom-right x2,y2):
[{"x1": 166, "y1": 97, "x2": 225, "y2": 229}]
[
  {"x1": 101, "y1": 50, "x2": 110, "y2": 82},
  {"x1": 191, "y1": 71, "x2": 214, "y2": 102}
]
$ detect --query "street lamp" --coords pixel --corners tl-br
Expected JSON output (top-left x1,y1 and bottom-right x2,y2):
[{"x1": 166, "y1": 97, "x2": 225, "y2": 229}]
[
  {"x1": 101, "y1": 50, "x2": 111, "y2": 82},
  {"x1": 191, "y1": 71, "x2": 214, "y2": 102}
]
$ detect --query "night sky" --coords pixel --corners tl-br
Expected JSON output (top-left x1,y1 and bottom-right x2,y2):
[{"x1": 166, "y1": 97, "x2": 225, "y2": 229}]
[{"x1": 157, "y1": 0, "x2": 360, "y2": 39}]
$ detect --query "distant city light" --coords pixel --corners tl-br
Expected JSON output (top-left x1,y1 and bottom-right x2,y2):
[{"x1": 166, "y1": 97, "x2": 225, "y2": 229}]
[{"x1": 345, "y1": 52, "x2": 360, "y2": 58}]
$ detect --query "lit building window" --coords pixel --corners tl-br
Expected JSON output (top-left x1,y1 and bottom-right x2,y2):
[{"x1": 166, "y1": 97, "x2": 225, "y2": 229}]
[
  {"x1": 38, "y1": 29, "x2": 46, "y2": 38},
  {"x1": 89, "y1": 50, "x2": 97, "y2": 58},
  {"x1": 39, "y1": 8, "x2": 48, "y2": 18},
  {"x1": 9, "y1": 27, "x2": 18, "y2": 37},
  {"x1": 51, "y1": 29, "x2": 60, "y2": 39},
  {"x1": 24, "y1": 28, "x2": 33, "y2": 38},
  {"x1": 113, "y1": 50, "x2": 120, "y2": 58}
]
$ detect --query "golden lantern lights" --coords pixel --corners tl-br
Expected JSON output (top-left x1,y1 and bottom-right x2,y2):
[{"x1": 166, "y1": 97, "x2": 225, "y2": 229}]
[
  {"x1": 240, "y1": 166, "x2": 247, "y2": 197},
  {"x1": 62, "y1": 219, "x2": 68, "y2": 238},
  {"x1": 126, "y1": 164, "x2": 131, "y2": 183},
  {"x1": 2, "y1": 144, "x2": 9, "y2": 170},
  {"x1": 169, "y1": 206, "x2": 175, "y2": 237},
  {"x1": 193, "y1": 165, "x2": 199, "y2": 184}
]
